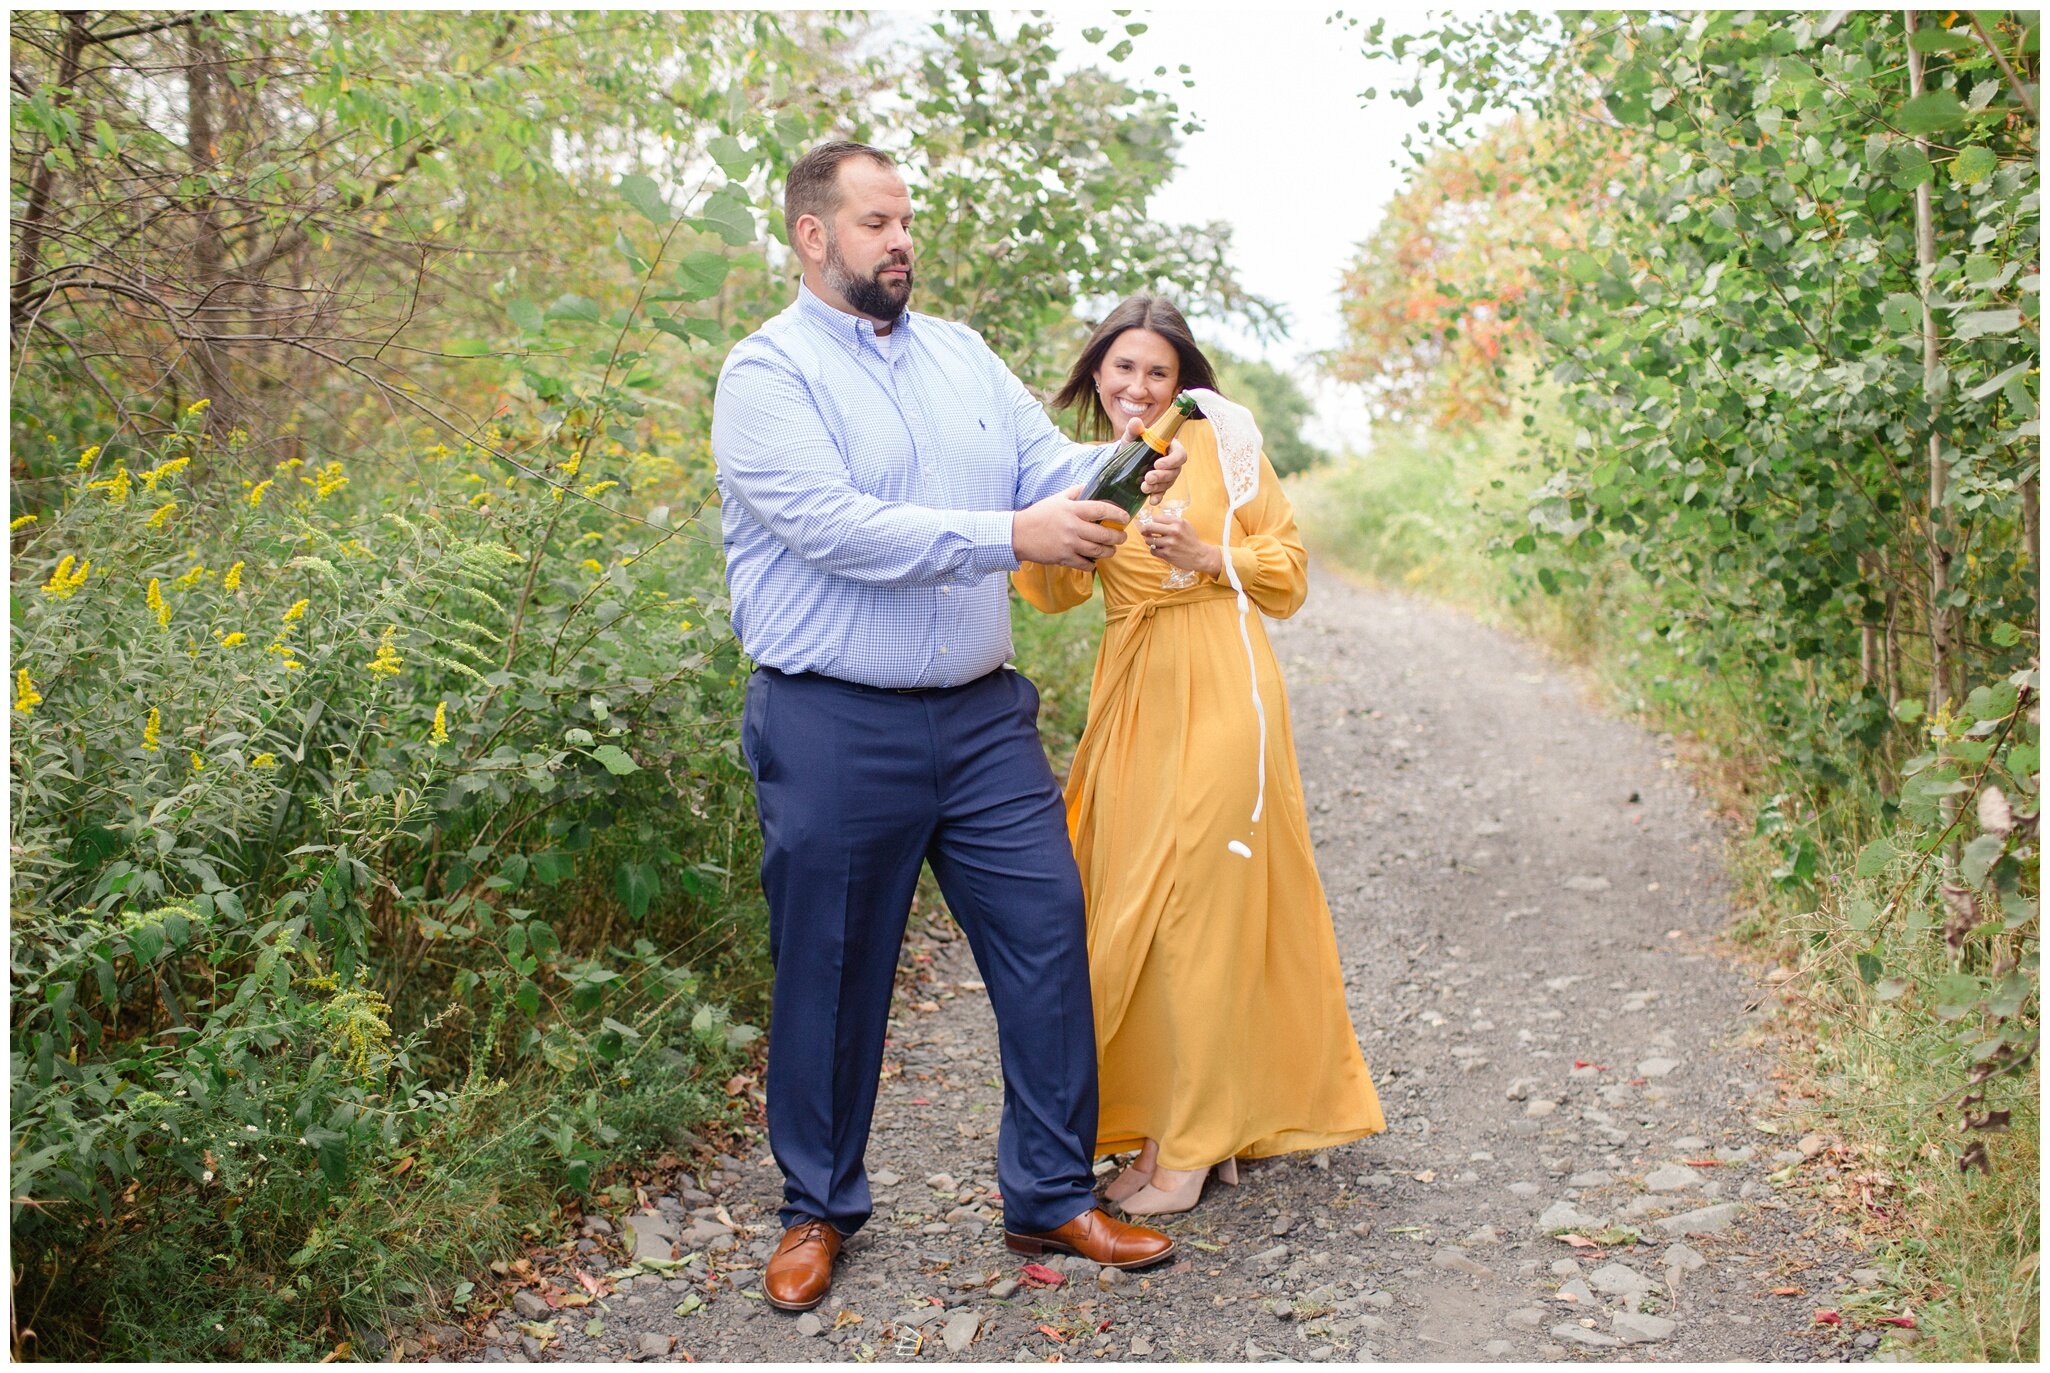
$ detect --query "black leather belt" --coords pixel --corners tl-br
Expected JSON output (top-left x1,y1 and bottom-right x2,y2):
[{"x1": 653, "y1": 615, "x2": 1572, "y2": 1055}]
[{"x1": 758, "y1": 665, "x2": 999, "y2": 695}]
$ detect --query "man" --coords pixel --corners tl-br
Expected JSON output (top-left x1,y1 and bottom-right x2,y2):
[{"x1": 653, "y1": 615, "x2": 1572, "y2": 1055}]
[{"x1": 712, "y1": 141, "x2": 1182, "y2": 1313}]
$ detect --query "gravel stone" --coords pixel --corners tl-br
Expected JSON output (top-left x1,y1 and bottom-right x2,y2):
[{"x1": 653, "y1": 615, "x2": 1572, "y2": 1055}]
[
  {"x1": 1613, "y1": 1312, "x2": 1677, "y2": 1343},
  {"x1": 1655, "y1": 1202, "x2": 1745, "y2": 1236},
  {"x1": 1551, "y1": 1322, "x2": 1622, "y2": 1348}
]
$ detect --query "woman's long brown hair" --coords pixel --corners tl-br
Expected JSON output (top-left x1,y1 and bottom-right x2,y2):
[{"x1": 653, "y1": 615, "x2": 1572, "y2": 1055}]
[{"x1": 1054, "y1": 294, "x2": 1223, "y2": 441}]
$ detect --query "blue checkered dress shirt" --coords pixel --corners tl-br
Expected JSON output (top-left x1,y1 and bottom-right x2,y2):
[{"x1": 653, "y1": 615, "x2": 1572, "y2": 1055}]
[{"x1": 712, "y1": 281, "x2": 1107, "y2": 689}]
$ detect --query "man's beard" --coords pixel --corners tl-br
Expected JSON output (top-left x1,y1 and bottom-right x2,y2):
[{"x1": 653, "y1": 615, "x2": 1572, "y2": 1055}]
[{"x1": 824, "y1": 231, "x2": 913, "y2": 322}]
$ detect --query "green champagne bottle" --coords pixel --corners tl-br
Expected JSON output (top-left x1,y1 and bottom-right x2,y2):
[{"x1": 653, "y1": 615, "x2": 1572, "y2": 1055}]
[{"x1": 1078, "y1": 392, "x2": 1201, "y2": 526}]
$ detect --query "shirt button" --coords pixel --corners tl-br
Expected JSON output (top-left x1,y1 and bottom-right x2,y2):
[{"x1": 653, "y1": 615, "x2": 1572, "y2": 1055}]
[
  {"x1": 940, "y1": 586, "x2": 951, "y2": 595},
  {"x1": 938, "y1": 646, "x2": 949, "y2": 655}
]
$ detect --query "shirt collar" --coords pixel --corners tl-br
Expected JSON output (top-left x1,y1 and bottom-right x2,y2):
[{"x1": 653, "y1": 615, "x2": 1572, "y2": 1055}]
[{"x1": 796, "y1": 277, "x2": 911, "y2": 351}]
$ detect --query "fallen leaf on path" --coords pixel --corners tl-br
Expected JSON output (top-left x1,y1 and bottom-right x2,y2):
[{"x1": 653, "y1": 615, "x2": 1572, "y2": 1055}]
[
  {"x1": 1020, "y1": 1263, "x2": 1065, "y2": 1288},
  {"x1": 1814, "y1": 1310, "x2": 1842, "y2": 1326},
  {"x1": 910, "y1": 1098, "x2": 930, "y2": 1106},
  {"x1": 1771, "y1": 1286, "x2": 1805, "y2": 1296},
  {"x1": 576, "y1": 1271, "x2": 606, "y2": 1297},
  {"x1": 1683, "y1": 1159, "x2": 1720, "y2": 1168},
  {"x1": 1037, "y1": 1324, "x2": 1068, "y2": 1344},
  {"x1": 584, "y1": 1318, "x2": 605, "y2": 1338},
  {"x1": 832, "y1": 1309, "x2": 863, "y2": 1330},
  {"x1": 1558, "y1": 1234, "x2": 1601, "y2": 1248},
  {"x1": 1573, "y1": 1061, "x2": 1608, "y2": 1071},
  {"x1": 1877, "y1": 1315, "x2": 1917, "y2": 1329},
  {"x1": 1412, "y1": 1169, "x2": 1436, "y2": 1183}
]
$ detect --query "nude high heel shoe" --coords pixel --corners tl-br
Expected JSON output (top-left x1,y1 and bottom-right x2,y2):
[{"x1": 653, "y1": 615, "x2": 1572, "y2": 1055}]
[
  {"x1": 1103, "y1": 1142, "x2": 1160, "y2": 1204},
  {"x1": 1117, "y1": 1157, "x2": 1240, "y2": 1217}
]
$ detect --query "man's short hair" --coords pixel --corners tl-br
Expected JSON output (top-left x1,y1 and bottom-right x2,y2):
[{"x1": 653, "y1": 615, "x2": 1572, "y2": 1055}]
[{"x1": 784, "y1": 141, "x2": 897, "y2": 239}]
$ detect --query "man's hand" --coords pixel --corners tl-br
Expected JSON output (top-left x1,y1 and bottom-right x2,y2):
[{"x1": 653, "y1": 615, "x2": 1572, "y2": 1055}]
[
  {"x1": 1013, "y1": 487, "x2": 1129, "y2": 569},
  {"x1": 1119, "y1": 416, "x2": 1188, "y2": 499}
]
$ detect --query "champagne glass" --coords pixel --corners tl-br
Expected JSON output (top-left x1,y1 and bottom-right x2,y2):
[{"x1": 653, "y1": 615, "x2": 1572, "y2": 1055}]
[{"x1": 1138, "y1": 498, "x2": 1196, "y2": 590}]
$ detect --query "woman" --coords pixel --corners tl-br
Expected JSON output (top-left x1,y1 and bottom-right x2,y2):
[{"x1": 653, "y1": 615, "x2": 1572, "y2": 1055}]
[{"x1": 1014, "y1": 295, "x2": 1385, "y2": 1216}]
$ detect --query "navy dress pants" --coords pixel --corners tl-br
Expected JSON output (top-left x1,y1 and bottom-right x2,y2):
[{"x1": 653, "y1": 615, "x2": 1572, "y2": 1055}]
[{"x1": 741, "y1": 666, "x2": 1100, "y2": 1237}]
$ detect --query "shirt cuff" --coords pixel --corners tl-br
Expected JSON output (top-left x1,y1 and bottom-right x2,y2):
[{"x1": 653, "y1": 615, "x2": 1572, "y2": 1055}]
[
  {"x1": 963, "y1": 509, "x2": 1021, "y2": 575},
  {"x1": 1208, "y1": 542, "x2": 1259, "y2": 590}
]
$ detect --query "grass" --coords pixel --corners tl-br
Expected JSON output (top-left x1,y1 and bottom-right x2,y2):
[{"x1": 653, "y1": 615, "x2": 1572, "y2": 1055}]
[{"x1": 1292, "y1": 420, "x2": 2040, "y2": 1362}]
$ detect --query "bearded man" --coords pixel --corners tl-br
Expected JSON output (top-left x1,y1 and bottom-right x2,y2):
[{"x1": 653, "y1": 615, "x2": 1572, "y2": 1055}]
[{"x1": 711, "y1": 141, "x2": 1185, "y2": 1313}]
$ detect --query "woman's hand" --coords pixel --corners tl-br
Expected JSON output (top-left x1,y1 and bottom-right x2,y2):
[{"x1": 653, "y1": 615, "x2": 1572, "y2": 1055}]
[{"x1": 1141, "y1": 505, "x2": 1224, "y2": 579}]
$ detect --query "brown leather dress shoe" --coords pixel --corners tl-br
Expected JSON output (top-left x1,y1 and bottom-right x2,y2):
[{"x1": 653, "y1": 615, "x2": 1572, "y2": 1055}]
[
  {"x1": 763, "y1": 1219, "x2": 843, "y2": 1312},
  {"x1": 1005, "y1": 1206, "x2": 1175, "y2": 1269}
]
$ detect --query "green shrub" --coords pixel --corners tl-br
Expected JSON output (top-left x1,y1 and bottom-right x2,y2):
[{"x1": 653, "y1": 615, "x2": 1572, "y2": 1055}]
[{"x1": 10, "y1": 404, "x2": 761, "y2": 1358}]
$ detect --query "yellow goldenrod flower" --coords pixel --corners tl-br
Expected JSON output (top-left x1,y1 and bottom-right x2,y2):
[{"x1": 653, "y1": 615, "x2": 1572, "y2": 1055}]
[
  {"x1": 366, "y1": 624, "x2": 402, "y2": 678},
  {"x1": 430, "y1": 700, "x2": 449, "y2": 747},
  {"x1": 76, "y1": 445, "x2": 102, "y2": 470},
  {"x1": 553, "y1": 451, "x2": 583, "y2": 502},
  {"x1": 282, "y1": 599, "x2": 308, "y2": 624},
  {"x1": 251, "y1": 752, "x2": 278, "y2": 768},
  {"x1": 140, "y1": 455, "x2": 191, "y2": 491},
  {"x1": 185, "y1": 398, "x2": 211, "y2": 416},
  {"x1": 309, "y1": 462, "x2": 349, "y2": 498},
  {"x1": 246, "y1": 479, "x2": 273, "y2": 507},
  {"x1": 227, "y1": 427, "x2": 249, "y2": 449},
  {"x1": 580, "y1": 480, "x2": 620, "y2": 499},
  {"x1": 467, "y1": 491, "x2": 491, "y2": 508},
  {"x1": 175, "y1": 564, "x2": 206, "y2": 588},
  {"x1": 146, "y1": 502, "x2": 178, "y2": 530},
  {"x1": 580, "y1": 558, "x2": 604, "y2": 575},
  {"x1": 10, "y1": 514, "x2": 37, "y2": 531},
  {"x1": 141, "y1": 706, "x2": 161, "y2": 753},
  {"x1": 223, "y1": 561, "x2": 245, "y2": 591},
  {"x1": 146, "y1": 578, "x2": 170, "y2": 629},
  {"x1": 86, "y1": 465, "x2": 132, "y2": 502},
  {"x1": 188, "y1": 751, "x2": 205, "y2": 773},
  {"x1": 40, "y1": 554, "x2": 91, "y2": 599},
  {"x1": 14, "y1": 668, "x2": 43, "y2": 715},
  {"x1": 217, "y1": 631, "x2": 246, "y2": 649},
  {"x1": 679, "y1": 619, "x2": 694, "y2": 634}
]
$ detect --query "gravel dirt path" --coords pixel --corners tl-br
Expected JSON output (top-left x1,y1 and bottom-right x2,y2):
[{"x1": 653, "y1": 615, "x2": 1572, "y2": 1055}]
[{"x1": 446, "y1": 568, "x2": 1889, "y2": 1365}]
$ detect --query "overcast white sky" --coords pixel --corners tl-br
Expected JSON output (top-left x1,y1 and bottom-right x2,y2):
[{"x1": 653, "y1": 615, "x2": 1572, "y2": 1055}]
[{"x1": 1029, "y1": 5, "x2": 1457, "y2": 451}]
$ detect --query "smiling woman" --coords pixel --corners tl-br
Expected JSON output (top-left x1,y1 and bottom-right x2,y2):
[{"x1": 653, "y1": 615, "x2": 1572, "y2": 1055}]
[
  {"x1": 1054, "y1": 295, "x2": 1222, "y2": 441},
  {"x1": 1018, "y1": 294, "x2": 1386, "y2": 1219}
]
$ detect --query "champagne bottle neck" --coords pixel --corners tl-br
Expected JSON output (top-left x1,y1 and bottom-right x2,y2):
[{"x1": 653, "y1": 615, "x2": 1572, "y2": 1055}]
[{"x1": 1141, "y1": 400, "x2": 1191, "y2": 454}]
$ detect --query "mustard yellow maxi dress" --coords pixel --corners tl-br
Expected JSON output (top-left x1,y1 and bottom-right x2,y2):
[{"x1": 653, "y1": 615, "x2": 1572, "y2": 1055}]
[{"x1": 1014, "y1": 420, "x2": 1385, "y2": 1172}]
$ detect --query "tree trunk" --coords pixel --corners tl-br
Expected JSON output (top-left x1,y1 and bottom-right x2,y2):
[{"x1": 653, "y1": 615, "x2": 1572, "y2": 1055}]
[
  {"x1": 184, "y1": 20, "x2": 236, "y2": 415},
  {"x1": 11, "y1": 14, "x2": 89, "y2": 328},
  {"x1": 1859, "y1": 553, "x2": 1880, "y2": 688},
  {"x1": 1906, "y1": 11, "x2": 1957, "y2": 717}
]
